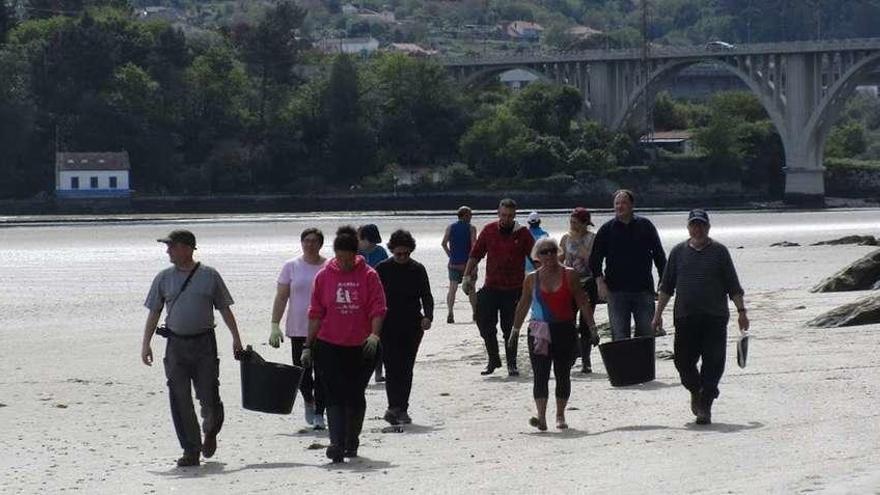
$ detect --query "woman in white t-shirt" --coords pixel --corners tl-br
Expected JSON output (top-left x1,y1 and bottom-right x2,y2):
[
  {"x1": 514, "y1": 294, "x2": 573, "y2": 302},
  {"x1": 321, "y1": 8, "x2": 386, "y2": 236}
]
[{"x1": 270, "y1": 228, "x2": 328, "y2": 429}]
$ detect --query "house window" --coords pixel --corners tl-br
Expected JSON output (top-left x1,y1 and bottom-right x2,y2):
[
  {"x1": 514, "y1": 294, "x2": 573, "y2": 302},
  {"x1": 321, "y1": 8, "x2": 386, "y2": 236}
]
[
  {"x1": 90, "y1": 177, "x2": 99, "y2": 189},
  {"x1": 109, "y1": 177, "x2": 118, "y2": 189},
  {"x1": 70, "y1": 177, "x2": 79, "y2": 189}
]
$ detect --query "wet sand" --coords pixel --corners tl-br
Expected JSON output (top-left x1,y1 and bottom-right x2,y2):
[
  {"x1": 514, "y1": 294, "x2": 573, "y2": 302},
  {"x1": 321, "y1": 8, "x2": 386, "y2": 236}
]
[{"x1": 2, "y1": 209, "x2": 880, "y2": 494}]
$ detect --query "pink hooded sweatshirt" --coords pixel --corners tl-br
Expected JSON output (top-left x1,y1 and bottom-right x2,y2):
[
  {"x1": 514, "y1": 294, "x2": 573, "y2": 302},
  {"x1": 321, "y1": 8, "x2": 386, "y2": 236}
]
[{"x1": 308, "y1": 255, "x2": 387, "y2": 347}]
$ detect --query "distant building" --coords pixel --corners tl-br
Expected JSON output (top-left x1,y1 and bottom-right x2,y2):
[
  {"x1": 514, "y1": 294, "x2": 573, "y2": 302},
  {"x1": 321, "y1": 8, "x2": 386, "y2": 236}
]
[
  {"x1": 505, "y1": 21, "x2": 543, "y2": 41},
  {"x1": 386, "y1": 43, "x2": 438, "y2": 57},
  {"x1": 136, "y1": 6, "x2": 183, "y2": 22},
  {"x1": 567, "y1": 25, "x2": 603, "y2": 40},
  {"x1": 500, "y1": 69, "x2": 539, "y2": 90},
  {"x1": 55, "y1": 152, "x2": 132, "y2": 198},
  {"x1": 640, "y1": 131, "x2": 694, "y2": 154},
  {"x1": 855, "y1": 85, "x2": 879, "y2": 98},
  {"x1": 316, "y1": 37, "x2": 380, "y2": 55}
]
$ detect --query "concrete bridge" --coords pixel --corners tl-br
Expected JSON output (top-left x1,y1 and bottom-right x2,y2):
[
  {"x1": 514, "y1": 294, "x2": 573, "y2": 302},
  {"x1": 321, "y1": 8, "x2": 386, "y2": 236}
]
[{"x1": 443, "y1": 38, "x2": 880, "y2": 203}]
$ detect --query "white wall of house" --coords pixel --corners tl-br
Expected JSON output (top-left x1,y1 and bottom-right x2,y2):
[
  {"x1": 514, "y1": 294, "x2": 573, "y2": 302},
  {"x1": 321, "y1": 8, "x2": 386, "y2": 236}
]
[
  {"x1": 341, "y1": 39, "x2": 379, "y2": 54},
  {"x1": 58, "y1": 170, "x2": 130, "y2": 191}
]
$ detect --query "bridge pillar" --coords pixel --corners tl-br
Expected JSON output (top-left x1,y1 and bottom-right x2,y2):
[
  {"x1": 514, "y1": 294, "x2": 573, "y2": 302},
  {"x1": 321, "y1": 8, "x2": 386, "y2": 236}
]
[
  {"x1": 586, "y1": 62, "x2": 620, "y2": 127},
  {"x1": 782, "y1": 54, "x2": 825, "y2": 205}
]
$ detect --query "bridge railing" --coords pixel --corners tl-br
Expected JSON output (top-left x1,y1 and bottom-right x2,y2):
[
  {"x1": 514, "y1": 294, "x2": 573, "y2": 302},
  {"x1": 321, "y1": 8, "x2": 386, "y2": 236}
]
[{"x1": 441, "y1": 37, "x2": 880, "y2": 67}]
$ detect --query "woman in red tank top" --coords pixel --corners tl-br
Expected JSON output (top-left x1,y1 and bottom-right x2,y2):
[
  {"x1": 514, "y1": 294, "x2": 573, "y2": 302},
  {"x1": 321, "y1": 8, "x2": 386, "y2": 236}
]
[{"x1": 509, "y1": 237, "x2": 596, "y2": 431}]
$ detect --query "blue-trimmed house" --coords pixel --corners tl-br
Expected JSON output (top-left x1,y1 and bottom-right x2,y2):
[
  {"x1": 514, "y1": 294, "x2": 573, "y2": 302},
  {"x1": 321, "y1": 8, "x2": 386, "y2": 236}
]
[{"x1": 55, "y1": 152, "x2": 132, "y2": 198}]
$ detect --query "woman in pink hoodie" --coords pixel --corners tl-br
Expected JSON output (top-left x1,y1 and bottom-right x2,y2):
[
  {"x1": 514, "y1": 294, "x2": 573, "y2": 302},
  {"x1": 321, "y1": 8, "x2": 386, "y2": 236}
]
[{"x1": 302, "y1": 225, "x2": 387, "y2": 463}]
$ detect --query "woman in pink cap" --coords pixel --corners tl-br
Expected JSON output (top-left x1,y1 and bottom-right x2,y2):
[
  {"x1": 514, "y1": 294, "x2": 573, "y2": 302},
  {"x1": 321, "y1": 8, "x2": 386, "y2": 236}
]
[{"x1": 559, "y1": 207, "x2": 600, "y2": 373}]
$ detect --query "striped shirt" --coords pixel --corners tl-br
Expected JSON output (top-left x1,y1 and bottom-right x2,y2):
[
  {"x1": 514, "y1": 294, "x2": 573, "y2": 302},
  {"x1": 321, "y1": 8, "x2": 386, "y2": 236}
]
[{"x1": 660, "y1": 239, "x2": 744, "y2": 318}]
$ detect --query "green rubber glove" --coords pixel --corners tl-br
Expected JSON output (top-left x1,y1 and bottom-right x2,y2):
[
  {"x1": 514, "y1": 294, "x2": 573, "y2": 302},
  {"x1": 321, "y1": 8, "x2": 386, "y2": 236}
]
[
  {"x1": 269, "y1": 322, "x2": 283, "y2": 348},
  {"x1": 300, "y1": 348, "x2": 312, "y2": 368},
  {"x1": 461, "y1": 275, "x2": 475, "y2": 296},
  {"x1": 363, "y1": 333, "x2": 380, "y2": 359}
]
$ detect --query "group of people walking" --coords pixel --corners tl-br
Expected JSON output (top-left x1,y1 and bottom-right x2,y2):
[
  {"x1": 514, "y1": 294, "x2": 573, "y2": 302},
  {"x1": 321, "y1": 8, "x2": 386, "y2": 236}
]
[{"x1": 141, "y1": 189, "x2": 749, "y2": 467}]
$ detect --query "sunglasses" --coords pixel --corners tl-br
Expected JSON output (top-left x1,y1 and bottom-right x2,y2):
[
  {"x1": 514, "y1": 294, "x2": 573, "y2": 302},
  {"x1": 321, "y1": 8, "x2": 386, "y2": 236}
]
[{"x1": 537, "y1": 248, "x2": 557, "y2": 256}]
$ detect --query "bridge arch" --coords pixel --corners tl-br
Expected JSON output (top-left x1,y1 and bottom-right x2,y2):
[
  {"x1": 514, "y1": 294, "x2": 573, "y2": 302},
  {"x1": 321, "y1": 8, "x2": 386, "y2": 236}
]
[{"x1": 613, "y1": 58, "x2": 787, "y2": 140}]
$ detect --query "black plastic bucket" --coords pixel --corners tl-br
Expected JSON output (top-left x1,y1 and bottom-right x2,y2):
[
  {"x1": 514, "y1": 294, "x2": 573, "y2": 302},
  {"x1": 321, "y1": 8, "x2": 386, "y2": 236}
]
[
  {"x1": 598, "y1": 336, "x2": 656, "y2": 387},
  {"x1": 238, "y1": 346, "x2": 303, "y2": 414}
]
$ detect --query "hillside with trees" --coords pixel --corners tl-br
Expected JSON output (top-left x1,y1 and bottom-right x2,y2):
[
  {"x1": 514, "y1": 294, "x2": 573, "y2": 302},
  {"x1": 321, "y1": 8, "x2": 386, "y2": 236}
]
[{"x1": 1, "y1": 0, "x2": 879, "y2": 201}]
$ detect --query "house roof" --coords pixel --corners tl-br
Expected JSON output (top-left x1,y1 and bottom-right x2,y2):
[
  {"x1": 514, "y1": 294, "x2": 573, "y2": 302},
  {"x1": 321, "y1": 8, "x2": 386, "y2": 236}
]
[
  {"x1": 56, "y1": 152, "x2": 131, "y2": 171},
  {"x1": 387, "y1": 43, "x2": 438, "y2": 56},
  {"x1": 641, "y1": 130, "x2": 693, "y2": 142},
  {"x1": 509, "y1": 21, "x2": 544, "y2": 33}
]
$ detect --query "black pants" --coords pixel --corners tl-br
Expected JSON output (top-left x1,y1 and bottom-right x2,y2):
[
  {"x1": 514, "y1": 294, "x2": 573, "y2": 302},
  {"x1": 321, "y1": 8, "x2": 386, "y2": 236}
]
[
  {"x1": 315, "y1": 339, "x2": 375, "y2": 451},
  {"x1": 673, "y1": 314, "x2": 728, "y2": 400},
  {"x1": 382, "y1": 325, "x2": 424, "y2": 412},
  {"x1": 163, "y1": 332, "x2": 223, "y2": 454},
  {"x1": 290, "y1": 337, "x2": 324, "y2": 415},
  {"x1": 476, "y1": 287, "x2": 521, "y2": 368},
  {"x1": 528, "y1": 322, "x2": 577, "y2": 400}
]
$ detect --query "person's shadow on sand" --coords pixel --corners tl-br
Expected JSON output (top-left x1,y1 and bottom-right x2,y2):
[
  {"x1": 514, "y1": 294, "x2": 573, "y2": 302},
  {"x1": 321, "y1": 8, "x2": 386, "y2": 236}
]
[
  {"x1": 149, "y1": 460, "x2": 314, "y2": 478},
  {"x1": 320, "y1": 456, "x2": 394, "y2": 472}
]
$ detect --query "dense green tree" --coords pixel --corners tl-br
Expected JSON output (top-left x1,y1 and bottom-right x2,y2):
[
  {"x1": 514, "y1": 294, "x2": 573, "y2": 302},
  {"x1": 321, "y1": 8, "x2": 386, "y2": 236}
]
[
  {"x1": 229, "y1": 0, "x2": 306, "y2": 126},
  {"x1": 367, "y1": 53, "x2": 468, "y2": 167},
  {"x1": 460, "y1": 106, "x2": 532, "y2": 177},
  {"x1": 323, "y1": 54, "x2": 375, "y2": 182},
  {"x1": 508, "y1": 83, "x2": 582, "y2": 139},
  {"x1": 826, "y1": 121, "x2": 868, "y2": 159}
]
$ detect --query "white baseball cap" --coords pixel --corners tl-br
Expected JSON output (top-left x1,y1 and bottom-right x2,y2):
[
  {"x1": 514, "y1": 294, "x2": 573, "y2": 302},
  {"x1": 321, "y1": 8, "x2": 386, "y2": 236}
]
[{"x1": 527, "y1": 211, "x2": 540, "y2": 224}]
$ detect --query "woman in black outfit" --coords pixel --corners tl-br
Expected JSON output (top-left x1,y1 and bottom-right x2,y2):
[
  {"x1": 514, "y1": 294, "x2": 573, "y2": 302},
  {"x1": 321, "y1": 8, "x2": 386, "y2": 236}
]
[{"x1": 375, "y1": 229, "x2": 434, "y2": 426}]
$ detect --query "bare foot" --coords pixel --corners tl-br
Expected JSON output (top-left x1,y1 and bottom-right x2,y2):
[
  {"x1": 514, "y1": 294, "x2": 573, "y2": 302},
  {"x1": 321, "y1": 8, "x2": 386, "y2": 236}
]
[
  {"x1": 529, "y1": 416, "x2": 547, "y2": 431},
  {"x1": 556, "y1": 418, "x2": 568, "y2": 430}
]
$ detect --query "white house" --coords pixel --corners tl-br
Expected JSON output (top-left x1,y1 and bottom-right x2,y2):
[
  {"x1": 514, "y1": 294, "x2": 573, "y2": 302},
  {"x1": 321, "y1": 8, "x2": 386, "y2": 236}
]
[
  {"x1": 316, "y1": 37, "x2": 380, "y2": 55},
  {"x1": 500, "y1": 68, "x2": 539, "y2": 90},
  {"x1": 55, "y1": 152, "x2": 132, "y2": 198}
]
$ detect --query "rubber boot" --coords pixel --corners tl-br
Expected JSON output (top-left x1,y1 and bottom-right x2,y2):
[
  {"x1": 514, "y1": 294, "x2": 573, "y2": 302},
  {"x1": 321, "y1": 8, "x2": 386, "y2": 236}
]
[
  {"x1": 696, "y1": 395, "x2": 714, "y2": 425},
  {"x1": 325, "y1": 406, "x2": 346, "y2": 462},
  {"x1": 579, "y1": 337, "x2": 592, "y2": 374},
  {"x1": 344, "y1": 406, "x2": 366, "y2": 457},
  {"x1": 481, "y1": 337, "x2": 502, "y2": 375},
  {"x1": 505, "y1": 335, "x2": 518, "y2": 376}
]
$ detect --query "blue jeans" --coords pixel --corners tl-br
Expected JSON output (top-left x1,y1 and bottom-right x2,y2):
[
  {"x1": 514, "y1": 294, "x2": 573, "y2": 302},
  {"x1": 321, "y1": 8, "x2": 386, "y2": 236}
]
[{"x1": 607, "y1": 291, "x2": 655, "y2": 341}]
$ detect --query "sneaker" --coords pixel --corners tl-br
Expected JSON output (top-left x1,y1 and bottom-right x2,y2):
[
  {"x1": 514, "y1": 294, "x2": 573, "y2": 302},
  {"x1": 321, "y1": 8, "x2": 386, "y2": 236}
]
[
  {"x1": 397, "y1": 410, "x2": 412, "y2": 425},
  {"x1": 313, "y1": 413, "x2": 326, "y2": 430},
  {"x1": 177, "y1": 451, "x2": 200, "y2": 467},
  {"x1": 447, "y1": 314, "x2": 454, "y2": 324},
  {"x1": 304, "y1": 400, "x2": 316, "y2": 426},
  {"x1": 383, "y1": 408, "x2": 400, "y2": 425}
]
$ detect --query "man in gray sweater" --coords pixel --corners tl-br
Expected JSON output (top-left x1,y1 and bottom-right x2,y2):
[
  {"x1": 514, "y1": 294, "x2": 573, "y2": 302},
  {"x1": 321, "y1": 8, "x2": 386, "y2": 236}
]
[{"x1": 652, "y1": 209, "x2": 749, "y2": 425}]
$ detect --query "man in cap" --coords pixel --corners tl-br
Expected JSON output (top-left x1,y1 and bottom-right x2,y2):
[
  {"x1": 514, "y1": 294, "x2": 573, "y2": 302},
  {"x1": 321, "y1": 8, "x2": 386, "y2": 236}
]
[
  {"x1": 141, "y1": 230, "x2": 244, "y2": 467},
  {"x1": 590, "y1": 189, "x2": 666, "y2": 341},
  {"x1": 462, "y1": 198, "x2": 535, "y2": 376},
  {"x1": 652, "y1": 209, "x2": 748, "y2": 425},
  {"x1": 525, "y1": 211, "x2": 548, "y2": 273},
  {"x1": 442, "y1": 206, "x2": 478, "y2": 324}
]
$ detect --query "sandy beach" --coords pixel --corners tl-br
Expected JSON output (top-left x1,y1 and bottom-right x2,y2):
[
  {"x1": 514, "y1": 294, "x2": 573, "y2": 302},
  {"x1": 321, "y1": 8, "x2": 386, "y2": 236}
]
[{"x1": 2, "y1": 208, "x2": 880, "y2": 494}]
